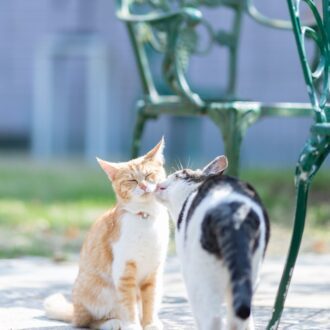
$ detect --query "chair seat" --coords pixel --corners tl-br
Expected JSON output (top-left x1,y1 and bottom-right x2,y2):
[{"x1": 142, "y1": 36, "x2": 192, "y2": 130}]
[{"x1": 143, "y1": 96, "x2": 314, "y2": 118}]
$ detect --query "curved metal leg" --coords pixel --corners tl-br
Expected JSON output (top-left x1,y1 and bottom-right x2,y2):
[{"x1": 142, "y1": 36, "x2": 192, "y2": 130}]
[
  {"x1": 208, "y1": 107, "x2": 260, "y2": 177},
  {"x1": 220, "y1": 113, "x2": 243, "y2": 178},
  {"x1": 131, "y1": 105, "x2": 148, "y2": 158},
  {"x1": 266, "y1": 178, "x2": 310, "y2": 330},
  {"x1": 267, "y1": 135, "x2": 330, "y2": 329}
]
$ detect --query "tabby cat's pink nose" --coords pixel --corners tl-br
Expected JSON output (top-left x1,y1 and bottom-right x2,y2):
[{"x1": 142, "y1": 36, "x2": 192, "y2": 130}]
[{"x1": 139, "y1": 183, "x2": 147, "y2": 191}]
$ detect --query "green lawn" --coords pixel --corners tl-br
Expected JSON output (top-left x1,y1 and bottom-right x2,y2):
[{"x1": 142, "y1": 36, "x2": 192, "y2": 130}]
[
  {"x1": 0, "y1": 158, "x2": 329, "y2": 258},
  {"x1": 0, "y1": 159, "x2": 115, "y2": 258}
]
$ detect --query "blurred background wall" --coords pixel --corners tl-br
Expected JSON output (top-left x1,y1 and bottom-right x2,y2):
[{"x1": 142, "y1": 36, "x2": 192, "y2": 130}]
[{"x1": 0, "y1": 0, "x2": 319, "y2": 168}]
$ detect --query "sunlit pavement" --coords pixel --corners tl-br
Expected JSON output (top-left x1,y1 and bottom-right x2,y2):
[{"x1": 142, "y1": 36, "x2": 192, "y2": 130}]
[{"x1": 0, "y1": 255, "x2": 329, "y2": 330}]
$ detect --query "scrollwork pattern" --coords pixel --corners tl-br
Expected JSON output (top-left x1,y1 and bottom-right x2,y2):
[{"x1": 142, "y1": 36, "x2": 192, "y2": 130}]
[{"x1": 289, "y1": 0, "x2": 329, "y2": 119}]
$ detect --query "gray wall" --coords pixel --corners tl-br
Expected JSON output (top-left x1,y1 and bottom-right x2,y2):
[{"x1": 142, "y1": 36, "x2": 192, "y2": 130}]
[{"x1": 0, "y1": 0, "x2": 319, "y2": 168}]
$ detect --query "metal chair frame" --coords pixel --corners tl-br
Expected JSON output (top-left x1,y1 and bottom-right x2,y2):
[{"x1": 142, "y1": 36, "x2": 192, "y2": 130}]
[
  {"x1": 267, "y1": 0, "x2": 329, "y2": 328},
  {"x1": 116, "y1": 0, "x2": 317, "y2": 177}
]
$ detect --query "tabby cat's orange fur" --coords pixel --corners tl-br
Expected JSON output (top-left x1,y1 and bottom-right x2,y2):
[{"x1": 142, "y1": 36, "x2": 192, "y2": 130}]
[{"x1": 44, "y1": 139, "x2": 169, "y2": 330}]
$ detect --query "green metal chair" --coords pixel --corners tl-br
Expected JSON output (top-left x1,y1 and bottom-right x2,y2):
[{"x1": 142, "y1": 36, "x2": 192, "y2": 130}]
[
  {"x1": 116, "y1": 0, "x2": 315, "y2": 176},
  {"x1": 267, "y1": 0, "x2": 329, "y2": 328}
]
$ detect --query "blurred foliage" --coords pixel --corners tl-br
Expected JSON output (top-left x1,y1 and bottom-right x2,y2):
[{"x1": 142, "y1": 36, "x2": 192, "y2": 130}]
[
  {"x1": 0, "y1": 159, "x2": 329, "y2": 258},
  {"x1": 241, "y1": 169, "x2": 330, "y2": 228}
]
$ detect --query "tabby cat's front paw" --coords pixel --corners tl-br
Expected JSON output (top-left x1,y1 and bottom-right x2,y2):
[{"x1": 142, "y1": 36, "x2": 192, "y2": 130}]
[
  {"x1": 122, "y1": 323, "x2": 142, "y2": 330},
  {"x1": 143, "y1": 319, "x2": 163, "y2": 330},
  {"x1": 98, "y1": 319, "x2": 121, "y2": 330}
]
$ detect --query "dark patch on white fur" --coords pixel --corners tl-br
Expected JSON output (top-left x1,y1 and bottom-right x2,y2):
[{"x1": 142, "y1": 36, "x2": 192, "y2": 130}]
[
  {"x1": 200, "y1": 202, "x2": 260, "y2": 258},
  {"x1": 183, "y1": 174, "x2": 269, "y2": 255},
  {"x1": 200, "y1": 202, "x2": 261, "y2": 320},
  {"x1": 177, "y1": 198, "x2": 188, "y2": 230}
]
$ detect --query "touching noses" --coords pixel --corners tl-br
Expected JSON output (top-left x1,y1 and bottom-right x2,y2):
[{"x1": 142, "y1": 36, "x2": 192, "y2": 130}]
[{"x1": 156, "y1": 183, "x2": 166, "y2": 191}]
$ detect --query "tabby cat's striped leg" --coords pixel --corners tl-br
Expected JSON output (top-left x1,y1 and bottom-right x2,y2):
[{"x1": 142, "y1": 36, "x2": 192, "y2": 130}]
[
  {"x1": 117, "y1": 261, "x2": 141, "y2": 330},
  {"x1": 140, "y1": 269, "x2": 163, "y2": 330}
]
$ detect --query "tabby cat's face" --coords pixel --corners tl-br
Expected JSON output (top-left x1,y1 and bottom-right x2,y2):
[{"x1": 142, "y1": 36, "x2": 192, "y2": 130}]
[
  {"x1": 97, "y1": 139, "x2": 166, "y2": 203},
  {"x1": 112, "y1": 158, "x2": 165, "y2": 202}
]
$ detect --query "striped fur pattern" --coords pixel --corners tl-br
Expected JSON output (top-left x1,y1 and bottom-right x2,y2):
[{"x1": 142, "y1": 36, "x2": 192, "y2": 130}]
[
  {"x1": 44, "y1": 139, "x2": 169, "y2": 330},
  {"x1": 156, "y1": 156, "x2": 270, "y2": 330}
]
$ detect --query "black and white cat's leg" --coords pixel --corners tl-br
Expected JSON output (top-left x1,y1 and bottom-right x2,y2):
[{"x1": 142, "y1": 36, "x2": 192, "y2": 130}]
[
  {"x1": 183, "y1": 256, "x2": 227, "y2": 330},
  {"x1": 245, "y1": 247, "x2": 265, "y2": 330},
  {"x1": 187, "y1": 276, "x2": 225, "y2": 330}
]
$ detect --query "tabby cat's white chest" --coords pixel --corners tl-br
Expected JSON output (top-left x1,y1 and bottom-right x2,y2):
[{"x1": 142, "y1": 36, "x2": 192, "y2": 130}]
[{"x1": 112, "y1": 206, "x2": 169, "y2": 283}]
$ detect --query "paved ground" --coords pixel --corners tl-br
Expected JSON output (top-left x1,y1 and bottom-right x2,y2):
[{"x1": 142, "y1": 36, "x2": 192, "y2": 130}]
[{"x1": 0, "y1": 255, "x2": 330, "y2": 330}]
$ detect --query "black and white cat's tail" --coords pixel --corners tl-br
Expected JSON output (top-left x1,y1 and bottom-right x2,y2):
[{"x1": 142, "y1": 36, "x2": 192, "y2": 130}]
[{"x1": 203, "y1": 202, "x2": 260, "y2": 320}]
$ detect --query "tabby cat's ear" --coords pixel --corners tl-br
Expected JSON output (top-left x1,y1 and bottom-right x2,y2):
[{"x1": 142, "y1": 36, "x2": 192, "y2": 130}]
[
  {"x1": 202, "y1": 155, "x2": 228, "y2": 175},
  {"x1": 144, "y1": 137, "x2": 165, "y2": 164},
  {"x1": 96, "y1": 158, "x2": 121, "y2": 181}
]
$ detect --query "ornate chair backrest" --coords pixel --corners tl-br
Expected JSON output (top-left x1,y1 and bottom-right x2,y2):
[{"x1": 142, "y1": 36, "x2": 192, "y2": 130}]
[
  {"x1": 287, "y1": 0, "x2": 329, "y2": 123},
  {"x1": 116, "y1": 0, "x2": 245, "y2": 103}
]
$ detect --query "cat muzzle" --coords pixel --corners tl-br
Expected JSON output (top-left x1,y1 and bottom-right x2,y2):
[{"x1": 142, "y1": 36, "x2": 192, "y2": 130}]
[{"x1": 154, "y1": 184, "x2": 168, "y2": 204}]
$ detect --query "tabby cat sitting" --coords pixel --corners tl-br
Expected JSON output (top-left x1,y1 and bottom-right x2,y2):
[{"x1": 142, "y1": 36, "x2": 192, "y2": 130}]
[{"x1": 44, "y1": 139, "x2": 169, "y2": 330}]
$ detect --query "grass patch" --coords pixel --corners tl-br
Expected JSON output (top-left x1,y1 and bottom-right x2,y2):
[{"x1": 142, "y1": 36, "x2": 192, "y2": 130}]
[
  {"x1": 0, "y1": 157, "x2": 329, "y2": 258},
  {"x1": 242, "y1": 169, "x2": 330, "y2": 228},
  {"x1": 0, "y1": 159, "x2": 115, "y2": 258}
]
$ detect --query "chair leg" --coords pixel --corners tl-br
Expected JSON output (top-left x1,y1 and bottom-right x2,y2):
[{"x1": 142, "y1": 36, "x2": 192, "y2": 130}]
[
  {"x1": 131, "y1": 107, "x2": 148, "y2": 159},
  {"x1": 266, "y1": 178, "x2": 310, "y2": 330},
  {"x1": 208, "y1": 107, "x2": 260, "y2": 177},
  {"x1": 221, "y1": 117, "x2": 243, "y2": 177},
  {"x1": 267, "y1": 136, "x2": 330, "y2": 329}
]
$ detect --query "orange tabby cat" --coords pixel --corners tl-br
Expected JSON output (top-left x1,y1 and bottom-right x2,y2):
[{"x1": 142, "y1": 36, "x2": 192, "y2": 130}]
[{"x1": 44, "y1": 139, "x2": 169, "y2": 330}]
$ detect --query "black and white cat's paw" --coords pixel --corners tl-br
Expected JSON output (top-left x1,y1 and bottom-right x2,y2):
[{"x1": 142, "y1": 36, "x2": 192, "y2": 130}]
[
  {"x1": 143, "y1": 319, "x2": 163, "y2": 330},
  {"x1": 247, "y1": 314, "x2": 255, "y2": 330}
]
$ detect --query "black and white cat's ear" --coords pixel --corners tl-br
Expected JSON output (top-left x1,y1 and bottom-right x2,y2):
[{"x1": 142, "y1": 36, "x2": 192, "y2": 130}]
[
  {"x1": 96, "y1": 157, "x2": 122, "y2": 181},
  {"x1": 202, "y1": 155, "x2": 228, "y2": 176},
  {"x1": 144, "y1": 137, "x2": 165, "y2": 164}
]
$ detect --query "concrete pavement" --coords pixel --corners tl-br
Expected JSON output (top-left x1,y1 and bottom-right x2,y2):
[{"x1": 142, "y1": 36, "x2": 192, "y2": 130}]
[{"x1": 0, "y1": 255, "x2": 329, "y2": 329}]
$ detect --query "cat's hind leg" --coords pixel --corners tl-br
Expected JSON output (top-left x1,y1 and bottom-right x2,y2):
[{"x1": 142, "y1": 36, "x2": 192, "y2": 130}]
[
  {"x1": 183, "y1": 259, "x2": 227, "y2": 330},
  {"x1": 188, "y1": 279, "x2": 225, "y2": 330},
  {"x1": 247, "y1": 314, "x2": 255, "y2": 330}
]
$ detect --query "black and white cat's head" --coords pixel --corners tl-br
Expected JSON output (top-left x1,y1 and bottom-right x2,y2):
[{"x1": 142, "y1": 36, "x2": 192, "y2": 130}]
[{"x1": 155, "y1": 155, "x2": 228, "y2": 219}]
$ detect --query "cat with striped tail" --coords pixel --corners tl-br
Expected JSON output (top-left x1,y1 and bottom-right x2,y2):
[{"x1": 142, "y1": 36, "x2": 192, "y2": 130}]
[{"x1": 155, "y1": 156, "x2": 270, "y2": 330}]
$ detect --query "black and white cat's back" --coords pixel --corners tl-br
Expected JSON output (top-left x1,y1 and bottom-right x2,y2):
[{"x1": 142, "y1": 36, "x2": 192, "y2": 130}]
[
  {"x1": 179, "y1": 174, "x2": 270, "y2": 259},
  {"x1": 156, "y1": 156, "x2": 270, "y2": 330}
]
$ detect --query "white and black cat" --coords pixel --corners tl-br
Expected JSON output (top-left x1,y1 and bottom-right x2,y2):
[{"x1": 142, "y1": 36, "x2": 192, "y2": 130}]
[{"x1": 155, "y1": 156, "x2": 270, "y2": 330}]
